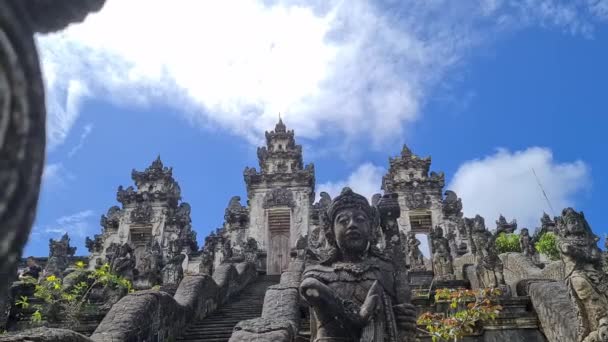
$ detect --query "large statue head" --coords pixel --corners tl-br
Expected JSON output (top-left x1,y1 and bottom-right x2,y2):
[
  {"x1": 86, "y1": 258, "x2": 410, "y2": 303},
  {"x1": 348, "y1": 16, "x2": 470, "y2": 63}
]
[
  {"x1": 555, "y1": 208, "x2": 601, "y2": 263},
  {"x1": 323, "y1": 187, "x2": 378, "y2": 258}
]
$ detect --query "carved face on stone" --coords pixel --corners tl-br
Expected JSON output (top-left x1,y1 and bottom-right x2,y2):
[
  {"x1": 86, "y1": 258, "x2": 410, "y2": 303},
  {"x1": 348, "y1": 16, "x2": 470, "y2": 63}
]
[{"x1": 333, "y1": 208, "x2": 371, "y2": 255}]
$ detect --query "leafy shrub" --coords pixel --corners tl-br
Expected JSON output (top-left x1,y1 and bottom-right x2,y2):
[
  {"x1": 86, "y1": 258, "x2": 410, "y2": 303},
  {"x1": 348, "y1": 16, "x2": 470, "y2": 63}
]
[
  {"x1": 23, "y1": 262, "x2": 132, "y2": 326},
  {"x1": 535, "y1": 232, "x2": 560, "y2": 261},
  {"x1": 418, "y1": 288, "x2": 503, "y2": 341},
  {"x1": 495, "y1": 233, "x2": 521, "y2": 254}
]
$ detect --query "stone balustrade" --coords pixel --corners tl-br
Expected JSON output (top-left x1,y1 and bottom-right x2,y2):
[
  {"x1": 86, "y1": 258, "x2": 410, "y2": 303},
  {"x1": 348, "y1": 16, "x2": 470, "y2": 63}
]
[
  {"x1": 0, "y1": 262, "x2": 257, "y2": 342},
  {"x1": 229, "y1": 259, "x2": 305, "y2": 342}
]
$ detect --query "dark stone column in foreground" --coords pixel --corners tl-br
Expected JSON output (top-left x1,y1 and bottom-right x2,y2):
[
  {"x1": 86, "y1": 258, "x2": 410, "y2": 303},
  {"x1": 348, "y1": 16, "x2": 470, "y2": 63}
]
[{"x1": 0, "y1": 0, "x2": 105, "y2": 302}]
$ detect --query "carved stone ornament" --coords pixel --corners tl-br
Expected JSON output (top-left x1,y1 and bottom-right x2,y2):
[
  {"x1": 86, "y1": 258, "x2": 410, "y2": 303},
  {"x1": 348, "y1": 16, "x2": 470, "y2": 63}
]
[
  {"x1": 405, "y1": 192, "x2": 432, "y2": 210},
  {"x1": 442, "y1": 190, "x2": 463, "y2": 218},
  {"x1": 224, "y1": 196, "x2": 249, "y2": 228},
  {"x1": 130, "y1": 200, "x2": 154, "y2": 224},
  {"x1": 100, "y1": 205, "x2": 122, "y2": 230},
  {"x1": 263, "y1": 188, "x2": 295, "y2": 209}
]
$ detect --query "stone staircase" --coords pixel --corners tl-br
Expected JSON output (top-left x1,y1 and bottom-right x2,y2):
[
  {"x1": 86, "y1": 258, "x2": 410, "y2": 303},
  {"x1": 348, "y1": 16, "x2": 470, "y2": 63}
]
[{"x1": 176, "y1": 275, "x2": 280, "y2": 342}]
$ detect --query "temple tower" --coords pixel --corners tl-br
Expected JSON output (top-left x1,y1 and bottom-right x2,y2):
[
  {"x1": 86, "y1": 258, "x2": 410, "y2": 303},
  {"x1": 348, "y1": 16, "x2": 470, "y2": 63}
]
[
  {"x1": 243, "y1": 119, "x2": 315, "y2": 274},
  {"x1": 86, "y1": 157, "x2": 197, "y2": 278}
]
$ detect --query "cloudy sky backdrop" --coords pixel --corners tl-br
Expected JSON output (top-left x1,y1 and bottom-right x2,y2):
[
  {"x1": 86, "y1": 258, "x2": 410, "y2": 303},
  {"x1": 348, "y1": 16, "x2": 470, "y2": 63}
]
[{"x1": 26, "y1": 0, "x2": 608, "y2": 256}]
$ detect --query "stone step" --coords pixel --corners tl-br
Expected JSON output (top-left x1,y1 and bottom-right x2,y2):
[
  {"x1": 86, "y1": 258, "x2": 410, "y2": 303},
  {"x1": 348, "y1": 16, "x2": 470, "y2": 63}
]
[{"x1": 176, "y1": 276, "x2": 279, "y2": 342}]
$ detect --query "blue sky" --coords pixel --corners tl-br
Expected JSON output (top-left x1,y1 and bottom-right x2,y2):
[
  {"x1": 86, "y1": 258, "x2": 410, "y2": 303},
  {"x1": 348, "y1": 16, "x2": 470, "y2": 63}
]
[{"x1": 25, "y1": 0, "x2": 608, "y2": 257}]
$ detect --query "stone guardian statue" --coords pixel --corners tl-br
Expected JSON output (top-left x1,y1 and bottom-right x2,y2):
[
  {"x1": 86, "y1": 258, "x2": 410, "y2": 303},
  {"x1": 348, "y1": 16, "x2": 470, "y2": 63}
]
[
  {"x1": 555, "y1": 208, "x2": 608, "y2": 342},
  {"x1": 299, "y1": 187, "x2": 417, "y2": 342}
]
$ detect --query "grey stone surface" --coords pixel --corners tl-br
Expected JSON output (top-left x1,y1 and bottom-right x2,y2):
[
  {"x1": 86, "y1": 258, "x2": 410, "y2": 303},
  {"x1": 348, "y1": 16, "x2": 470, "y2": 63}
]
[
  {"x1": 528, "y1": 281, "x2": 578, "y2": 342},
  {"x1": 483, "y1": 329, "x2": 547, "y2": 342},
  {"x1": 91, "y1": 262, "x2": 256, "y2": 342},
  {"x1": 230, "y1": 318, "x2": 294, "y2": 342},
  {"x1": 0, "y1": 328, "x2": 92, "y2": 342}
]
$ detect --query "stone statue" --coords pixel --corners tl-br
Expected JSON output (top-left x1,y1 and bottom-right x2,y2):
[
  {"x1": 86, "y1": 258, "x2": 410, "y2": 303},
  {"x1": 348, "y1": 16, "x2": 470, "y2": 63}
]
[
  {"x1": 110, "y1": 243, "x2": 135, "y2": 280},
  {"x1": 137, "y1": 241, "x2": 162, "y2": 286},
  {"x1": 162, "y1": 241, "x2": 185, "y2": 285},
  {"x1": 200, "y1": 249, "x2": 214, "y2": 275},
  {"x1": 555, "y1": 208, "x2": 608, "y2": 342},
  {"x1": 222, "y1": 239, "x2": 233, "y2": 262},
  {"x1": 19, "y1": 257, "x2": 42, "y2": 280},
  {"x1": 496, "y1": 214, "x2": 517, "y2": 234},
  {"x1": 407, "y1": 231, "x2": 425, "y2": 271},
  {"x1": 519, "y1": 228, "x2": 536, "y2": 257},
  {"x1": 469, "y1": 215, "x2": 506, "y2": 289},
  {"x1": 430, "y1": 226, "x2": 454, "y2": 280},
  {"x1": 299, "y1": 187, "x2": 417, "y2": 342},
  {"x1": 45, "y1": 233, "x2": 77, "y2": 276}
]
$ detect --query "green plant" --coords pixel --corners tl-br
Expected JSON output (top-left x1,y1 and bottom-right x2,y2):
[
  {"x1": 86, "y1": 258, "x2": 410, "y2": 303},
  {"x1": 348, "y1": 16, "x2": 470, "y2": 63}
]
[
  {"x1": 417, "y1": 288, "x2": 503, "y2": 342},
  {"x1": 495, "y1": 233, "x2": 521, "y2": 254},
  {"x1": 29, "y1": 262, "x2": 132, "y2": 326},
  {"x1": 15, "y1": 296, "x2": 29, "y2": 309},
  {"x1": 535, "y1": 232, "x2": 560, "y2": 260}
]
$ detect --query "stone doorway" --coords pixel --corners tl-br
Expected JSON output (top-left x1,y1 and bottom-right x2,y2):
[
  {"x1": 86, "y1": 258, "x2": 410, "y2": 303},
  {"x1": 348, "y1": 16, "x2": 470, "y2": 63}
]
[{"x1": 267, "y1": 208, "x2": 290, "y2": 275}]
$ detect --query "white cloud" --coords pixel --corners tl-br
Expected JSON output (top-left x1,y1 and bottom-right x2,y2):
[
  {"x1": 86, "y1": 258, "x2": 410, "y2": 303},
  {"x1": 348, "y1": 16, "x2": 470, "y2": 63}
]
[
  {"x1": 36, "y1": 0, "x2": 608, "y2": 150},
  {"x1": 42, "y1": 163, "x2": 65, "y2": 185},
  {"x1": 39, "y1": 210, "x2": 96, "y2": 238},
  {"x1": 68, "y1": 123, "x2": 94, "y2": 158},
  {"x1": 448, "y1": 147, "x2": 590, "y2": 230},
  {"x1": 317, "y1": 163, "x2": 385, "y2": 201}
]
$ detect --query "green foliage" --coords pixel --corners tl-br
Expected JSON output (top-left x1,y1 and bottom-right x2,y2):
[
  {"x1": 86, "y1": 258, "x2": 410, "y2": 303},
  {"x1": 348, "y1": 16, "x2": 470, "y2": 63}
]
[
  {"x1": 417, "y1": 288, "x2": 503, "y2": 342},
  {"x1": 495, "y1": 233, "x2": 521, "y2": 254},
  {"x1": 31, "y1": 310, "x2": 43, "y2": 324},
  {"x1": 15, "y1": 296, "x2": 29, "y2": 309},
  {"x1": 535, "y1": 232, "x2": 560, "y2": 261},
  {"x1": 29, "y1": 263, "x2": 132, "y2": 326}
]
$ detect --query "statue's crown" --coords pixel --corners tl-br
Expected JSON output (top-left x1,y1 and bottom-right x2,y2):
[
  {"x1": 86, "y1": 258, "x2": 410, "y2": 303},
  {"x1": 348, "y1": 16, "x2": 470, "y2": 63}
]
[
  {"x1": 326, "y1": 187, "x2": 374, "y2": 222},
  {"x1": 555, "y1": 207, "x2": 593, "y2": 238}
]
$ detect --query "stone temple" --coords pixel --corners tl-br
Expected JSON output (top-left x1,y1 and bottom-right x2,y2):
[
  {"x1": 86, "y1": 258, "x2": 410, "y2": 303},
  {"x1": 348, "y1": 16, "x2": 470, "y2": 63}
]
[
  {"x1": 3, "y1": 118, "x2": 608, "y2": 342},
  {"x1": 3, "y1": 2, "x2": 606, "y2": 341}
]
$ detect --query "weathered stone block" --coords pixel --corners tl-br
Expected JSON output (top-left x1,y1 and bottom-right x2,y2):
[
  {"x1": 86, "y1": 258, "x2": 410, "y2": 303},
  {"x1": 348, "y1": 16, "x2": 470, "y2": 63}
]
[
  {"x1": 0, "y1": 328, "x2": 92, "y2": 342},
  {"x1": 230, "y1": 318, "x2": 294, "y2": 342},
  {"x1": 528, "y1": 281, "x2": 577, "y2": 342}
]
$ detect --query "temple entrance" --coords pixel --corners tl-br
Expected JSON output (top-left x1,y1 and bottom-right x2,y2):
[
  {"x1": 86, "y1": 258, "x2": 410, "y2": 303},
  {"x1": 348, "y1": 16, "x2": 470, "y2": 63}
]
[{"x1": 267, "y1": 208, "x2": 291, "y2": 275}]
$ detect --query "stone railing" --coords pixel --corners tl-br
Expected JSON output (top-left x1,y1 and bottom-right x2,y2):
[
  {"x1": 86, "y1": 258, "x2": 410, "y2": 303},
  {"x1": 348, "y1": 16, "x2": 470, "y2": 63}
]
[
  {"x1": 0, "y1": 262, "x2": 257, "y2": 342},
  {"x1": 517, "y1": 279, "x2": 578, "y2": 342},
  {"x1": 229, "y1": 259, "x2": 305, "y2": 342},
  {"x1": 454, "y1": 252, "x2": 564, "y2": 294},
  {"x1": 91, "y1": 262, "x2": 256, "y2": 341}
]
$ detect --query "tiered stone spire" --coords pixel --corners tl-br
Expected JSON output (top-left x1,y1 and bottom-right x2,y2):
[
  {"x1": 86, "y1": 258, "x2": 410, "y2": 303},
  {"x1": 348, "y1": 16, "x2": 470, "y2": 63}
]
[
  {"x1": 382, "y1": 145, "x2": 444, "y2": 210},
  {"x1": 244, "y1": 118, "x2": 315, "y2": 191}
]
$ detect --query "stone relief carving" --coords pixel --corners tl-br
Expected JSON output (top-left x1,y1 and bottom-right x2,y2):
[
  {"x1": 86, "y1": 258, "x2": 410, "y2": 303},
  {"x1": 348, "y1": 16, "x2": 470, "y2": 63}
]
[
  {"x1": 555, "y1": 208, "x2": 608, "y2": 342},
  {"x1": 130, "y1": 200, "x2": 154, "y2": 224},
  {"x1": 263, "y1": 188, "x2": 295, "y2": 208},
  {"x1": 405, "y1": 192, "x2": 432, "y2": 210}
]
